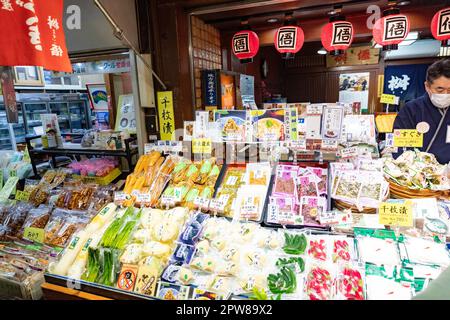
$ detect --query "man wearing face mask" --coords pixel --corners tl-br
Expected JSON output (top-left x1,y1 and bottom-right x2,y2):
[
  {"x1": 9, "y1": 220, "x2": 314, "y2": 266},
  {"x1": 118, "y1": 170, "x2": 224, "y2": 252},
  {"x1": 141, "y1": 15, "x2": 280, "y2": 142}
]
[{"x1": 393, "y1": 58, "x2": 450, "y2": 164}]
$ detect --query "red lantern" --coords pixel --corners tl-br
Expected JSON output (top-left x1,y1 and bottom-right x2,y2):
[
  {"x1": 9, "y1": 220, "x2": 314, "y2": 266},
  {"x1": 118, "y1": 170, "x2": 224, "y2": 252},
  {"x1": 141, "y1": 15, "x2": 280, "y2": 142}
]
[
  {"x1": 431, "y1": 8, "x2": 450, "y2": 47},
  {"x1": 274, "y1": 26, "x2": 305, "y2": 59},
  {"x1": 373, "y1": 14, "x2": 410, "y2": 51},
  {"x1": 232, "y1": 30, "x2": 259, "y2": 64},
  {"x1": 321, "y1": 21, "x2": 354, "y2": 56}
]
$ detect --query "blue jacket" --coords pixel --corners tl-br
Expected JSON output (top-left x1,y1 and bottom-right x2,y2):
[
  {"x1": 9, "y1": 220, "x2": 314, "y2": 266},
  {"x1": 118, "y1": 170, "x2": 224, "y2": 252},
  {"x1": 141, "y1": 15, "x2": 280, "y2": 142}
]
[{"x1": 393, "y1": 94, "x2": 450, "y2": 164}]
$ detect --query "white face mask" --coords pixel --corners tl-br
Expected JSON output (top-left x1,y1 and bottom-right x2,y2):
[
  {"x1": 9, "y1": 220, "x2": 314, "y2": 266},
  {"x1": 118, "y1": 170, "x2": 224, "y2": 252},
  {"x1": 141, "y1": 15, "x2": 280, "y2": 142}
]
[{"x1": 430, "y1": 93, "x2": 450, "y2": 109}]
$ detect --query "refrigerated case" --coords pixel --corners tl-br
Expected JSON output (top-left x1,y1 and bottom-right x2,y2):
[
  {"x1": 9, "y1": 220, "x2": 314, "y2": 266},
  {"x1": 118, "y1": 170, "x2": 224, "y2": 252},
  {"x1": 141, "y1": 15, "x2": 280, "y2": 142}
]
[
  {"x1": 0, "y1": 103, "x2": 26, "y2": 150},
  {"x1": 21, "y1": 94, "x2": 92, "y2": 136}
]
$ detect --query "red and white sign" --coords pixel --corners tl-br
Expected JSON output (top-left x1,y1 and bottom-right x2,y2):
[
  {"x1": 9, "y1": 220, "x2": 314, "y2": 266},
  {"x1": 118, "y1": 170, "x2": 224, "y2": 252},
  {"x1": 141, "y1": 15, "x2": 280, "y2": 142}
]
[
  {"x1": 373, "y1": 14, "x2": 410, "y2": 48},
  {"x1": 431, "y1": 8, "x2": 450, "y2": 45},
  {"x1": 0, "y1": 0, "x2": 71, "y2": 72}
]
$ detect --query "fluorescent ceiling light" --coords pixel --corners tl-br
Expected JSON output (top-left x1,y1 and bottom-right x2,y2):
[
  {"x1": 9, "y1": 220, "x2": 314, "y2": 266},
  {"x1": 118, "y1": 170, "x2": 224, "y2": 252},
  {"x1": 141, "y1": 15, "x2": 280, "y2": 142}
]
[
  {"x1": 267, "y1": 18, "x2": 278, "y2": 23},
  {"x1": 317, "y1": 47, "x2": 327, "y2": 55},
  {"x1": 371, "y1": 31, "x2": 419, "y2": 48}
]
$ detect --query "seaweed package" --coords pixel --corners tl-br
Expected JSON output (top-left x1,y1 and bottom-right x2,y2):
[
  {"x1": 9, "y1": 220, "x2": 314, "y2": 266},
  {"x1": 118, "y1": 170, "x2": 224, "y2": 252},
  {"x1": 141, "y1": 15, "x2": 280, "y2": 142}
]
[{"x1": 195, "y1": 158, "x2": 216, "y2": 185}]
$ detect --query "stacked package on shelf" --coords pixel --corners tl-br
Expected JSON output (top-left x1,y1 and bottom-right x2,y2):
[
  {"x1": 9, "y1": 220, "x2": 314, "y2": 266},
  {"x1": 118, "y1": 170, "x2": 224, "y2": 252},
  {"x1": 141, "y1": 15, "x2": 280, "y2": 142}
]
[{"x1": 267, "y1": 164, "x2": 329, "y2": 227}]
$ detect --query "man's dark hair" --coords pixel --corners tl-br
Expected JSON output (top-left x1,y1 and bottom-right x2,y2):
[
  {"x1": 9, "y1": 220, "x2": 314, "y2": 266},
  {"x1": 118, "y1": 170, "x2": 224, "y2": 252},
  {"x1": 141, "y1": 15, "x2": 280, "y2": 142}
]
[{"x1": 427, "y1": 58, "x2": 450, "y2": 84}]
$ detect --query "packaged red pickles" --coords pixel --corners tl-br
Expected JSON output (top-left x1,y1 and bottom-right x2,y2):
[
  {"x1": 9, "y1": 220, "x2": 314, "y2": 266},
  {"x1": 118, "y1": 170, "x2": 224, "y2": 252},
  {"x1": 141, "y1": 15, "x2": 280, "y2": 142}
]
[
  {"x1": 335, "y1": 265, "x2": 365, "y2": 300},
  {"x1": 273, "y1": 165, "x2": 298, "y2": 197},
  {"x1": 305, "y1": 263, "x2": 336, "y2": 300}
]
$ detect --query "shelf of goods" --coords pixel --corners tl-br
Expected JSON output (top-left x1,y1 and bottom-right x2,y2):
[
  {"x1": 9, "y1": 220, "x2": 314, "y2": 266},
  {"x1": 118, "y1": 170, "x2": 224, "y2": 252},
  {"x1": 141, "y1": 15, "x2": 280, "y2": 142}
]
[
  {"x1": 0, "y1": 148, "x2": 449, "y2": 301},
  {"x1": 25, "y1": 134, "x2": 138, "y2": 178}
]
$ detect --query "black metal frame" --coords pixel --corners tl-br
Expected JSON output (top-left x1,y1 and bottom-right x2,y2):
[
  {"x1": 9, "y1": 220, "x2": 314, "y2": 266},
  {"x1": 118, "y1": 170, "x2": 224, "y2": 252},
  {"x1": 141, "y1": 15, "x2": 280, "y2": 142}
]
[{"x1": 26, "y1": 134, "x2": 139, "y2": 178}]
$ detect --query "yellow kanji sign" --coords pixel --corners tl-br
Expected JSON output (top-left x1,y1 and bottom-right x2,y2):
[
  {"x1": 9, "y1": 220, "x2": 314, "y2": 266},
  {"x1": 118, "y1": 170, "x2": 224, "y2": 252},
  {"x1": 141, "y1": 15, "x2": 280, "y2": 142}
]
[
  {"x1": 393, "y1": 129, "x2": 423, "y2": 148},
  {"x1": 380, "y1": 94, "x2": 398, "y2": 105},
  {"x1": 192, "y1": 138, "x2": 212, "y2": 154},
  {"x1": 379, "y1": 201, "x2": 413, "y2": 227},
  {"x1": 157, "y1": 91, "x2": 176, "y2": 141}
]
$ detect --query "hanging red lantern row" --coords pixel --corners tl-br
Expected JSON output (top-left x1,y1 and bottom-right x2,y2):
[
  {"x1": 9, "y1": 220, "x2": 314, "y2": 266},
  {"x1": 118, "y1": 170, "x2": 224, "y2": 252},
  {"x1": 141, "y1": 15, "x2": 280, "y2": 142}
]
[
  {"x1": 232, "y1": 30, "x2": 260, "y2": 64},
  {"x1": 431, "y1": 7, "x2": 450, "y2": 47},
  {"x1": 373, "y1": 7, "x2": 410, "y2": 51},
  {"x1": 320, "y1": 17, "x2": 354, "y2": 56}
]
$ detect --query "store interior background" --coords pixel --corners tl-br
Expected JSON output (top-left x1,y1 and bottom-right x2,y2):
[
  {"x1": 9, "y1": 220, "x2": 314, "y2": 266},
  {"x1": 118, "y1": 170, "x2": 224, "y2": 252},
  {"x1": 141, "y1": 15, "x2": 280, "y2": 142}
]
[
  {"x1": 150, "y1": 0, "x2": 447, "y2": 130},
  {"x1": 1, "y1": 0, "x2": 448, "y2": 151}
]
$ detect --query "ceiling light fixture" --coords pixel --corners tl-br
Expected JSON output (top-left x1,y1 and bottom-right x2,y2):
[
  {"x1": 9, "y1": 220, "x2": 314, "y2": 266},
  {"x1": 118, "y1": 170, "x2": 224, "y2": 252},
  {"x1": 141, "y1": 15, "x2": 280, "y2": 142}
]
[
  {"x1": 397, "y1": 1, "x2": 411, "y2": 6},
  {"x1": 318, "y1": 47, "x2": 327, "y2": 55},
  {"x1": 267, "y1": 18, "x2": 278, "y2": 23}
]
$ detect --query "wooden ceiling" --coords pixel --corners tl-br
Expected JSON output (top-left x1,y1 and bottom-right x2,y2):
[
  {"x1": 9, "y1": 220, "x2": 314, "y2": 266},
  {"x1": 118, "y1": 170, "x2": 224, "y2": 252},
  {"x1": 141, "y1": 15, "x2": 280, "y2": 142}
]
[{"x1": 161, "y1": 0, "x2": 446, "y2": 30}]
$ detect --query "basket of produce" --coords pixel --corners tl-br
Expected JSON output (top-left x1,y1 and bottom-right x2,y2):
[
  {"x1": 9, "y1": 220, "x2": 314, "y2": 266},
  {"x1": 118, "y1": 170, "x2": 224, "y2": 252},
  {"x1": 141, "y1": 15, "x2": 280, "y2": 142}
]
[{"x1": 384, "y1": 150, "x2": 450, "y2": 200}]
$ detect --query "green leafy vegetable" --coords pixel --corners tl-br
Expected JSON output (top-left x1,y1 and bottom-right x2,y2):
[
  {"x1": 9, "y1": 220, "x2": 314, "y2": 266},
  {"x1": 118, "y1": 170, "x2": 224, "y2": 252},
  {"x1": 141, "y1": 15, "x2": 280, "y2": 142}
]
[{"x1": 276, "y1": 257, "x2": 305, "y2": 273}]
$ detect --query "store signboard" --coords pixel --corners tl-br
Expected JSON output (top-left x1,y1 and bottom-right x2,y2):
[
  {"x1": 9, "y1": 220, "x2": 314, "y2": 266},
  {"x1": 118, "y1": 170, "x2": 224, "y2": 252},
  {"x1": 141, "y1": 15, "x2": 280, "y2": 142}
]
[
  {"x1": 326, "y1": 47, "x2": 380, "y2": 67},
  {"x1": 0, "y1": 67, "x2": 18, "y2": 123},
  {"x1": 0, "y1": 0, "x2": 71, "y2": 72},
  {"x1": 379, "y1": 201, "x2": 413, "y2": 227},
  {"x1": 157, "y1": 92, "x2": 175, "y2": 141},
  {"x1": 393, "y1": 129, "x2": 423, "y2": 148},
  {"x1": 202, "y1": 70, "x2": 219, "y2": 108}
]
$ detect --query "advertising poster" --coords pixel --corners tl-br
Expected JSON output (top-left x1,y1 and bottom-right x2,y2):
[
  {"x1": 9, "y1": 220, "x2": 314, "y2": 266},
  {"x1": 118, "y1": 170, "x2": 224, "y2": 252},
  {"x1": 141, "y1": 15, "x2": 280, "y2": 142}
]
[
  {"x1": 115, "y1": 94, "x2": 136, "y2": 134},
  {"x1": 339, "y1": 73, "x2": 370, "y2": 112},
  {"x1": 220, "y1": 73, "x2": 235, "y2": 110}
]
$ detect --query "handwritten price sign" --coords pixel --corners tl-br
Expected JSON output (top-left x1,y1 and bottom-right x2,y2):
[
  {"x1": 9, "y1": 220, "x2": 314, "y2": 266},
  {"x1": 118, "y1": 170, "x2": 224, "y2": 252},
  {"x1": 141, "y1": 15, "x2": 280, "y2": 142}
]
[
  {"x1": 23, "y1": 227, "x2": 45, "y2": 243},
  {"x1": 378, "y1": 201, "x2": 413, "y2": 227}
]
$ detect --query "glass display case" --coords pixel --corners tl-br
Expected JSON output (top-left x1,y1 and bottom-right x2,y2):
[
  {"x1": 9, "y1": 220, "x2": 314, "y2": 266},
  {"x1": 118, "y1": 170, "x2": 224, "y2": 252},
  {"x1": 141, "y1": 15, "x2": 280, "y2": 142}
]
[
  {"x1": 49, "y1": 102, "x2": 71, "y2": 134},
  {"x1": 0, "y1": 103, "x2": 26, "y2": 150},
  {"x1": 23, "y1": 101, "x2": 49, "y2": 135}
]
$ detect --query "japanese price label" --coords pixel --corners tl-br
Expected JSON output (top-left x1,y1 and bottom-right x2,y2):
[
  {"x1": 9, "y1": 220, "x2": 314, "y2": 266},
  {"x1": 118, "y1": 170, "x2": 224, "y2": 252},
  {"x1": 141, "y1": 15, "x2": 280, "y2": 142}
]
[
  {"x1": 9, "y1": 169, "x2": 17, "y2": 178},
  {"x1": 194, "y1": 197, "x2": 210, "y2": 209},
  {"x1": 23, "y1": 227, "x2": 45, "y2": 243},
  {"x1": 210, "y1": 195, "x2": 229, "y2": 212},
  {"x1": 378, "y1": 201, "x2": 413, "y2": 227},
  {"x1": 192, "y1": 138, "x2": 212, "y2": 154},
  {"x1": 136, "y1": 193, "x2": 151, "y2": 204},
  {"x1": 15, "y1": 190, "x2": 30, "y2": 202},
  {"x1": 114, "y1": 192, "x2": 128, "y2": 201},
  {"x1": 380, "y1": 94, "x2": 398, "y2": 105},
  {"x1": 161, "y1": 195, "x2": 177, "y2": 206},
  {"x1": 240, "y1": 196, "x2": 259, "y2": 219},
  {"x1": 340, "y1": 146, "x2": 359, "y2": 159},
  {"x1": 393, "y1": 130, "x2": 423, "y2": 148},
  {"x1": 144, "y1": 143, "x2": 156, "y2": 154},
  {"x1": 267, "y1": 203, "x2": 279, "y2": 224}
]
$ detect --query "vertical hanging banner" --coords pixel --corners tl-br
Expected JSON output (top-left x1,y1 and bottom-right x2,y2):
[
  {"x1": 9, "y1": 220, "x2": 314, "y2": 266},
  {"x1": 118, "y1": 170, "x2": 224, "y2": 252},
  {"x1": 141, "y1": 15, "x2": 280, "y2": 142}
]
[
  {"x1": 0, "y1": 0, "x2": 71, "y2": 72},
  {"x1": 0, "y1": 67, "x2": 18, "y2": 123},
  {"x1": 157, "y1": 91, "x2": 175, "y2": 141}
]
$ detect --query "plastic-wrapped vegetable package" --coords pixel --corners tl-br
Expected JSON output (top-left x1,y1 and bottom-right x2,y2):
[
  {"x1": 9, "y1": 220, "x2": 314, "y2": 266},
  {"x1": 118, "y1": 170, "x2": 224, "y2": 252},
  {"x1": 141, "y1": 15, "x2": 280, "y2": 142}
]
[
  {"x1": 402, "y1": 237, "x2": 450, "y2": 267},
  {"x1": 335, "y1": 264, "x2": 365, "y2": 300},
  {"x1": 304, "y1": 262, "x2": 337, "y2": 300},
  {"x1": 19, "y1": 205, "x2": 52, "y2": 236},
  {"x1": 356, "y1": 236, "x2": 401, "y2": 266}
]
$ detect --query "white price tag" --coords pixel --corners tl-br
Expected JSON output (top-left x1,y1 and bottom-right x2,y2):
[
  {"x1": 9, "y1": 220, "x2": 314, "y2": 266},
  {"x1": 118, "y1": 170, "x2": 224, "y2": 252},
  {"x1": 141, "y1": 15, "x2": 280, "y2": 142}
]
[
  {"x1": 210, "y1": 195, "x2": 229, "y2": 212},
  {"x1": 136, "y1": 193, "x2": 151, "y2": 204},
  {"x1": 267, "y1": 204, "x2": 279, "y2": 224},
  {"x1": 194, "y1": 197, "x2": 210, "y2": 209},
  {"x1": 340, "y1": 146, "x2": 359, "y2": 159},
  {"x1": 161, "y1": 195, "x2": 176, "y2": 206},
  {"x1": 144, "y1": 143, "x2": 156, "y2": 154},
  {"x1": 114, "y1": 192, "x2": 130, "y2": 204}
]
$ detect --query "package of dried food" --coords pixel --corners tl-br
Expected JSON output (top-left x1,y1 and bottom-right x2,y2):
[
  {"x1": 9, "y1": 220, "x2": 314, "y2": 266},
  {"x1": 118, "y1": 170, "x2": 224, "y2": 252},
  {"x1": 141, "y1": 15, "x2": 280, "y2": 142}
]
[
  {"x1": 55, "y1": 188, "x2": 74, "y2": 209},
  {"x1": 183, "y1": 185, "x2": 204, "y2": 210},
  {"x1": 29, "y1": 182, "x2": 51, "y2": 207},
  {"x1": 247, "y1": 163, "x2": 271, "y2": 186},
  {"x1": 235, "y1": 185, "x2": 267, "y2": 222},
  {"x1": 185, "y1": 163, "x2": 200, "y2": 183},
  {"x1": 297, "y1": 175, "x2": 319, "y2": 198},
  {"x1": 204, "y1": 164, "x2": 220, "y2": 185},
  {"x1": 195, "y1": 158, "x2": 216, "y2": 185},
  {"x1": 49, "y1": 170, "x2": 68, "y2": 189},
  {"x1": 20, "y1": 206, "x2": 52, "y2": 235},
  {"x1": 273, "y1": 165, "x2": 298, "y2": 197},
  {"x1": 172, "y1": 159, "x2": 191, "y2": 184},
  {"x1": 69, "y1": 184, "x2": 97, "y2": 211},
  {"x1": 267, "y1": 196, "x2": 297, "y2": 225},
  {"x1": 0, "y1": 225, "x2": 11, "y2": 241},
  {"x1": 212, "y1": 188, "x2": 236, "y2": 217},
  {"x1": 150, "y1": 173, "x2": 171, "y2": 207},
  {"x1": 309, "y1": 167, "x2": 328, "y2": 195},
  {"x1": 221, "y1": 168, "x2": 245, "y2": 189},
  {"x1": 47, "y1": 212, "x2": 90, "y2": 247},
  {"x1": 159, "y1": 155, "x2": 177, "y2": 176},
  {"x1": 300, "y1": 196, "x2": 326, "y2": 226},
  {"x1": 40, "y1": 170, "x2": 57, "y2": 185},
  {"x1": 0, "y1": 203, "x2": 12, "y2": 225},
  {"x1": 23, "y1": 179, "x2": 39, "y2": 193},
  {"x1": 90, "y1": 186, "x2": 114, "y2": 211},
  {"x1": 44, "y1": 211, "x2": 66, "y2": 245},
  {"x1": 2, "y1": 203, "x2": 33, "y2": 238}
]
